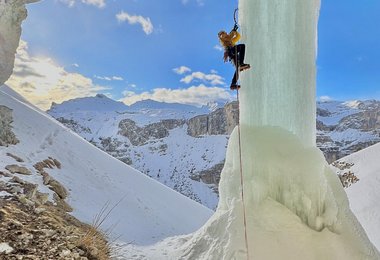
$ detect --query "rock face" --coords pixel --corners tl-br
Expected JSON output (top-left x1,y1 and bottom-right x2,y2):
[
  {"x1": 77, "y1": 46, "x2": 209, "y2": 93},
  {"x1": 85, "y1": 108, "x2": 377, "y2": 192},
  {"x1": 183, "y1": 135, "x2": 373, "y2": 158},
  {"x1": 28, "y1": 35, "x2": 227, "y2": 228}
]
[
  {"x1": 118, "y1": 119, "x2": 186, "y2": 146},
  {"x1": 318, "y1": 101, "x2": 380, "y2": 162},
  {"x1": 0, "y1": 0, "x2": 38, "y2": 85},
  {"x1": 56, "y1": 117, "x2": 92, "y2": 134},
  {"x1": 187, "y1": 101, "x2": 239, "y2": 137},
  {"x1": 0, "y1": 105, "x2": 19, "y2": 146}
]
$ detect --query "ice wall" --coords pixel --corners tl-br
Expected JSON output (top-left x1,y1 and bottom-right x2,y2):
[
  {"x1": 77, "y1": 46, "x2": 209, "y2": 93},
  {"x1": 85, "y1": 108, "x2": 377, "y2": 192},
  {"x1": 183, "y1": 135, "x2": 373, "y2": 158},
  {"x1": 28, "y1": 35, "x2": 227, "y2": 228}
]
[
  {"x1": 239, "y1": 1, "x2": 318, "y2": 147},
  {"x1": 0, "y1": 0, "x2": 38, "y2": 85},
  {"x1": 171, "y1": 0, "x2": 380, "y2": 259}
]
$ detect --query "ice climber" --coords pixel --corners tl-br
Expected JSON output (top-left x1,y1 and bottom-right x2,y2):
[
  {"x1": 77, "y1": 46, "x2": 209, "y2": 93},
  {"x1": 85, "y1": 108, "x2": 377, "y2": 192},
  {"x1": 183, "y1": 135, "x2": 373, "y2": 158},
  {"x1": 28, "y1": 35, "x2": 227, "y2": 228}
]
[{"x1": 218, "y1": 23, "x2": 250, "y2": 90}]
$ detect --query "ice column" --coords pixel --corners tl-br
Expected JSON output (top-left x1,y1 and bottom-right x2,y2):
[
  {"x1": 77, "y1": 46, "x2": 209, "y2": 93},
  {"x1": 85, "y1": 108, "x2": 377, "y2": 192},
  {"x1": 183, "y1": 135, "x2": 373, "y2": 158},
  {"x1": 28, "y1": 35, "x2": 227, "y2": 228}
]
[{"x1": 239, "y1": 0, "x2": 319, "y2": 147}]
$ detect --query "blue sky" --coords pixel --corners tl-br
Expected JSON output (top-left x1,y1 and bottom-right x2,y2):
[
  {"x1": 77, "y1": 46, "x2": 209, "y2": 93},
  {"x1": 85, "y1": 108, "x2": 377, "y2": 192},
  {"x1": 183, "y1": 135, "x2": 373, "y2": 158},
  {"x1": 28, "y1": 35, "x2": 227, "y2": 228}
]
[
  {"x1": 318, "y1": 0, "x2": 380, "y2": 101},
  {"x1": 6, "y1": 0, "x2": 380, "y2": 109}
]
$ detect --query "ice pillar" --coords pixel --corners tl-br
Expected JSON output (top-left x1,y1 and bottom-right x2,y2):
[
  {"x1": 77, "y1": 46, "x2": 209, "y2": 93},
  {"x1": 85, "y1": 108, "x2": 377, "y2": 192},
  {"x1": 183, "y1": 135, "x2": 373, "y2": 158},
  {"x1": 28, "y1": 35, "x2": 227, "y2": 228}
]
[{"x1": 239, "y1": 0, "x2": 319, "y2": 147}]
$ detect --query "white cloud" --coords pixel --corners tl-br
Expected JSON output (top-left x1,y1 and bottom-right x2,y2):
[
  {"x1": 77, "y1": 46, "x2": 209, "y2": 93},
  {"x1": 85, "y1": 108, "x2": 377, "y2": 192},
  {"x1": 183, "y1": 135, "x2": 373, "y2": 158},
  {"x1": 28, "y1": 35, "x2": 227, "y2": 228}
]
[
  {"x1": 116, "y1": 11, "x2": 154, "y2": 35},
  {"x1": 173, "y1": 66, "x2": 191, "y2": 75},
  {"x1": 59, "y1": 0, "x2": 106, "y2": 8},
  {"x1": 120, "y1": 84, "x2": 233, "y2": 107},
  {"x1": 181, "y1": 0, "x2": 204, "y2": 6},
  {"x1": 5, "y1": 40, "x2": 109, "y2": 110},
  {"x1": 82, "y1": 0, "x2": 105, "y2": 8},
  {"x1": 214, "y1": 45, "x2": 223, "y2": 51},
  {"x1": 319, "y1": 96, "x2": 333, "y2": 102},
  {"x1": 94, "y1": 75, "x2": 124, "y2": 81},
  {"x1": 180, "y1": 71, "x2": 225, "y2": 85},
  {"x1": 72, "y1": 63, "x2": 79, "y2": 68}
]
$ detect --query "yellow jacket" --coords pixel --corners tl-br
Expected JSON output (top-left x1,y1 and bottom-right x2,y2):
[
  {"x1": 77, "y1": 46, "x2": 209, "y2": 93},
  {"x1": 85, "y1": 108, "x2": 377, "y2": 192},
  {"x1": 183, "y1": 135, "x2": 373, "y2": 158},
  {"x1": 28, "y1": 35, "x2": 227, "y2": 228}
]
[{"x1": 219, "y1": 30, "x2": 241, "y2": 48}]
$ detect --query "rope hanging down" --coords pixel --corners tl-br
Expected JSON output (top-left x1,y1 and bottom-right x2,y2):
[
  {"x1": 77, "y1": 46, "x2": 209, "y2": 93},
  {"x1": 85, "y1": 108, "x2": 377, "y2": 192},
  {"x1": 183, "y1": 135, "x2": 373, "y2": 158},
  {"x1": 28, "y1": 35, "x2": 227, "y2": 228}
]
[
  {"x1": 234, "y1": 7, "x2": 250, "y2": 260},
  {"x1": 236, "y1": 82, "x2": 250, "y2": 260}
]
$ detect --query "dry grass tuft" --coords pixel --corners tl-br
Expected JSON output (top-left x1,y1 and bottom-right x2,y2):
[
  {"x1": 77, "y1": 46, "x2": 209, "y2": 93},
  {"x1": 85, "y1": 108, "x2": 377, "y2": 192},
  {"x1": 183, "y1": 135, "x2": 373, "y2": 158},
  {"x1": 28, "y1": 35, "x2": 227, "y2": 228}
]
[{"x1": 77, "y1": 200, "x2": 122, "y2": 260}]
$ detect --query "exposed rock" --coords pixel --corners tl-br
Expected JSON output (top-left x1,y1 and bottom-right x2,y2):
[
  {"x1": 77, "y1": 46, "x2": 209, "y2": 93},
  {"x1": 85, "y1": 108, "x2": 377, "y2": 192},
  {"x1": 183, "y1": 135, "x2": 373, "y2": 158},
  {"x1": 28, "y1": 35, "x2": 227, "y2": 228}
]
[
  {"x1": 53, "y1": 193, "x2": 73, "y2": 212},
  {"x1": 32, "y1": 158, "x2": 69, "y2": 209},
  {"x1": 0, "y1": 171, "x2": 12, "y2": 177},
  {"x1": 0, "y1": 181, "x2": 7, "y2": 190},
  {"x1": 316, "y1": 120, "x2": 334, "y2": 132},
  {"x1": 6, "y1": 152, "x2": 24, "y2": 162},
  {"x1": 34, "y1": 158, "x2": 62, "y2": 171},
  {"x1": 23, "y1": 183, "x2": 38, "y2": 200},
  {"x1": 10, "y1": 185, "x2": 22, "y2": 194},
  {"x1": 0, "y1": 106, "x2": 19, "y2": 146},
  {"x1": 40, "y1": 171, "x2": 51, "y2": 185},
  {"x1": 0, "y1": 0, "x2": 39, "y2": 85},
  {"x1": 317, "y1": 109, "x2": 380, "y2": 162},
  {"x1": 56, "y1": 117, "x2": 92, "y2": 134},
  {"x1": 191, "y1": 162, "x2": 224, "y2": 193},
  {"x1": 191, "y1": 161, "x2": 224, "y2": 186},
  {"x1": 34, "y1": 191, "x2": 49, "y2": 205},
  {"x1": 337, "y1": 110, "x2": 380, "y2": 131},
  {"x1": 118, "y1": 119, "x2": 186, "y2": 146},
  {"x1": 317, "y1": 107, "x2": 331, "y2": 117},
  {"x1": 5, "y1": 164, "x2": 31, "y2": 175},
  {"x1": 0, "y1": 197, "x2": 109, "y2": 259},
  {"x1": 187, "y1": 101, "x2": 239, "y2": 137},
  {"x1": 49, "y1": 179, "x2": 68, "y2": 200},
  {"x1": 10, "y1": 176, "x2": 25, "y2": 185}
]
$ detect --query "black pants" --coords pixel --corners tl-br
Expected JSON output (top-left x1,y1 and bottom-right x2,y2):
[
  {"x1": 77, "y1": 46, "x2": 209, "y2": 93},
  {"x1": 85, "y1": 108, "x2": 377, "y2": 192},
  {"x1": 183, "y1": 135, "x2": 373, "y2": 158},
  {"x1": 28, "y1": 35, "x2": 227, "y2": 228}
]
[{"x1": 228, "y1": 44, "x2": 246, "y2": 86}]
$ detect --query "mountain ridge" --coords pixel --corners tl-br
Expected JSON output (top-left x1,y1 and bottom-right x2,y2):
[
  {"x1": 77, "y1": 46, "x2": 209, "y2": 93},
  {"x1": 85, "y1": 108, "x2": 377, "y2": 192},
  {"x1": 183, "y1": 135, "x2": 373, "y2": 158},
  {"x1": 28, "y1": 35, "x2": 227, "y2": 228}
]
[{"x1": 47, "y1": 94, "x2": 380, "y2": 210}]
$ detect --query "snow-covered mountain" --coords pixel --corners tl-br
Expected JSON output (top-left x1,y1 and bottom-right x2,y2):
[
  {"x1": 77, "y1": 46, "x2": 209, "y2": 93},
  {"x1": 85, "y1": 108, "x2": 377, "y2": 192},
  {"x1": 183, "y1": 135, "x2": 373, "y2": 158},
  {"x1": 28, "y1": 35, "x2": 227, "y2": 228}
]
[
  {"x1": 0, "y1": 84, "x2": 213, "y2": 246},
  {"x1": 317, "y1": 100, "x2": 380, "y2": 162},
  {"x1": 47, "y1": 95, "x2": 380, "y2": 210},
  {"x1": 48, "y1": 95, "x2": 234, "y2": 209}
]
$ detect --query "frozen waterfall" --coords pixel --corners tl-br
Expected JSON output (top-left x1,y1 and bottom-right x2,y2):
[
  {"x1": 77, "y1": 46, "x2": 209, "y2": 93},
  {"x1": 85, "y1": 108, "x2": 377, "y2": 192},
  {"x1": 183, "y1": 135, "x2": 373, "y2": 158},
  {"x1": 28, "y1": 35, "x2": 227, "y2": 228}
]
[
  {"x1": 239, "y1": 1, "x2": 317, "y2": 147},
  {"x1": 170, "y1": 1, "x2": 380, "y2": 259}
]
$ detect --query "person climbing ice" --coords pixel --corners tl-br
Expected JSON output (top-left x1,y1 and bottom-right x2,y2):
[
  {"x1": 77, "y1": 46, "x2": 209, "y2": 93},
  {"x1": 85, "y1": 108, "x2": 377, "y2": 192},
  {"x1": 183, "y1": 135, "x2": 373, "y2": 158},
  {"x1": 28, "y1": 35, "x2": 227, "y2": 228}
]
[{"x1": 218, "y1": 22, "x2": 250, "y2": 90}]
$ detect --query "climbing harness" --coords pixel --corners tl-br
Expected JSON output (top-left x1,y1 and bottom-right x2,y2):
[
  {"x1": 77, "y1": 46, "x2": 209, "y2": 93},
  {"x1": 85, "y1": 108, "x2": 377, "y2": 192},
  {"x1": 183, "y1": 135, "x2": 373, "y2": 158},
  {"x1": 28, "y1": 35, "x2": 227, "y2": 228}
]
[{"x1": 234, "y1": 8, "x2": 250, "y2": 260}]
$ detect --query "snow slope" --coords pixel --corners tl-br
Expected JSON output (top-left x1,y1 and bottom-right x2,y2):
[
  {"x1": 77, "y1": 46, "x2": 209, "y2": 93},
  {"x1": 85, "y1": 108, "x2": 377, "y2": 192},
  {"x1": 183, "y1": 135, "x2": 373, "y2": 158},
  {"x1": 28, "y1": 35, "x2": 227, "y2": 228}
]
[
  {"x1": 0, "y1": 84, "x2": 213, "y2": 245},
  {"x1": 48, "y1": 94, "x2": 226, "y2": 209},
  {"x1": 335, "y1": 143, "x2": 380, "y2": 250}
]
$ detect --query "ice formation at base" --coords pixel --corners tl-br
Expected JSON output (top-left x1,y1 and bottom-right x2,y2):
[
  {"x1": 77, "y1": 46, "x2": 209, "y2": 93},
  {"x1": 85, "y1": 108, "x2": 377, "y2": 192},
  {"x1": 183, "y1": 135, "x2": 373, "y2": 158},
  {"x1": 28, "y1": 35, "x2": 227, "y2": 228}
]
[
  {"x1": 170, "y1": 126, "x2": 379, "y2": 259},
  {"x1": 169, "y1": 0, "x2": 380, "y2": 259}
]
